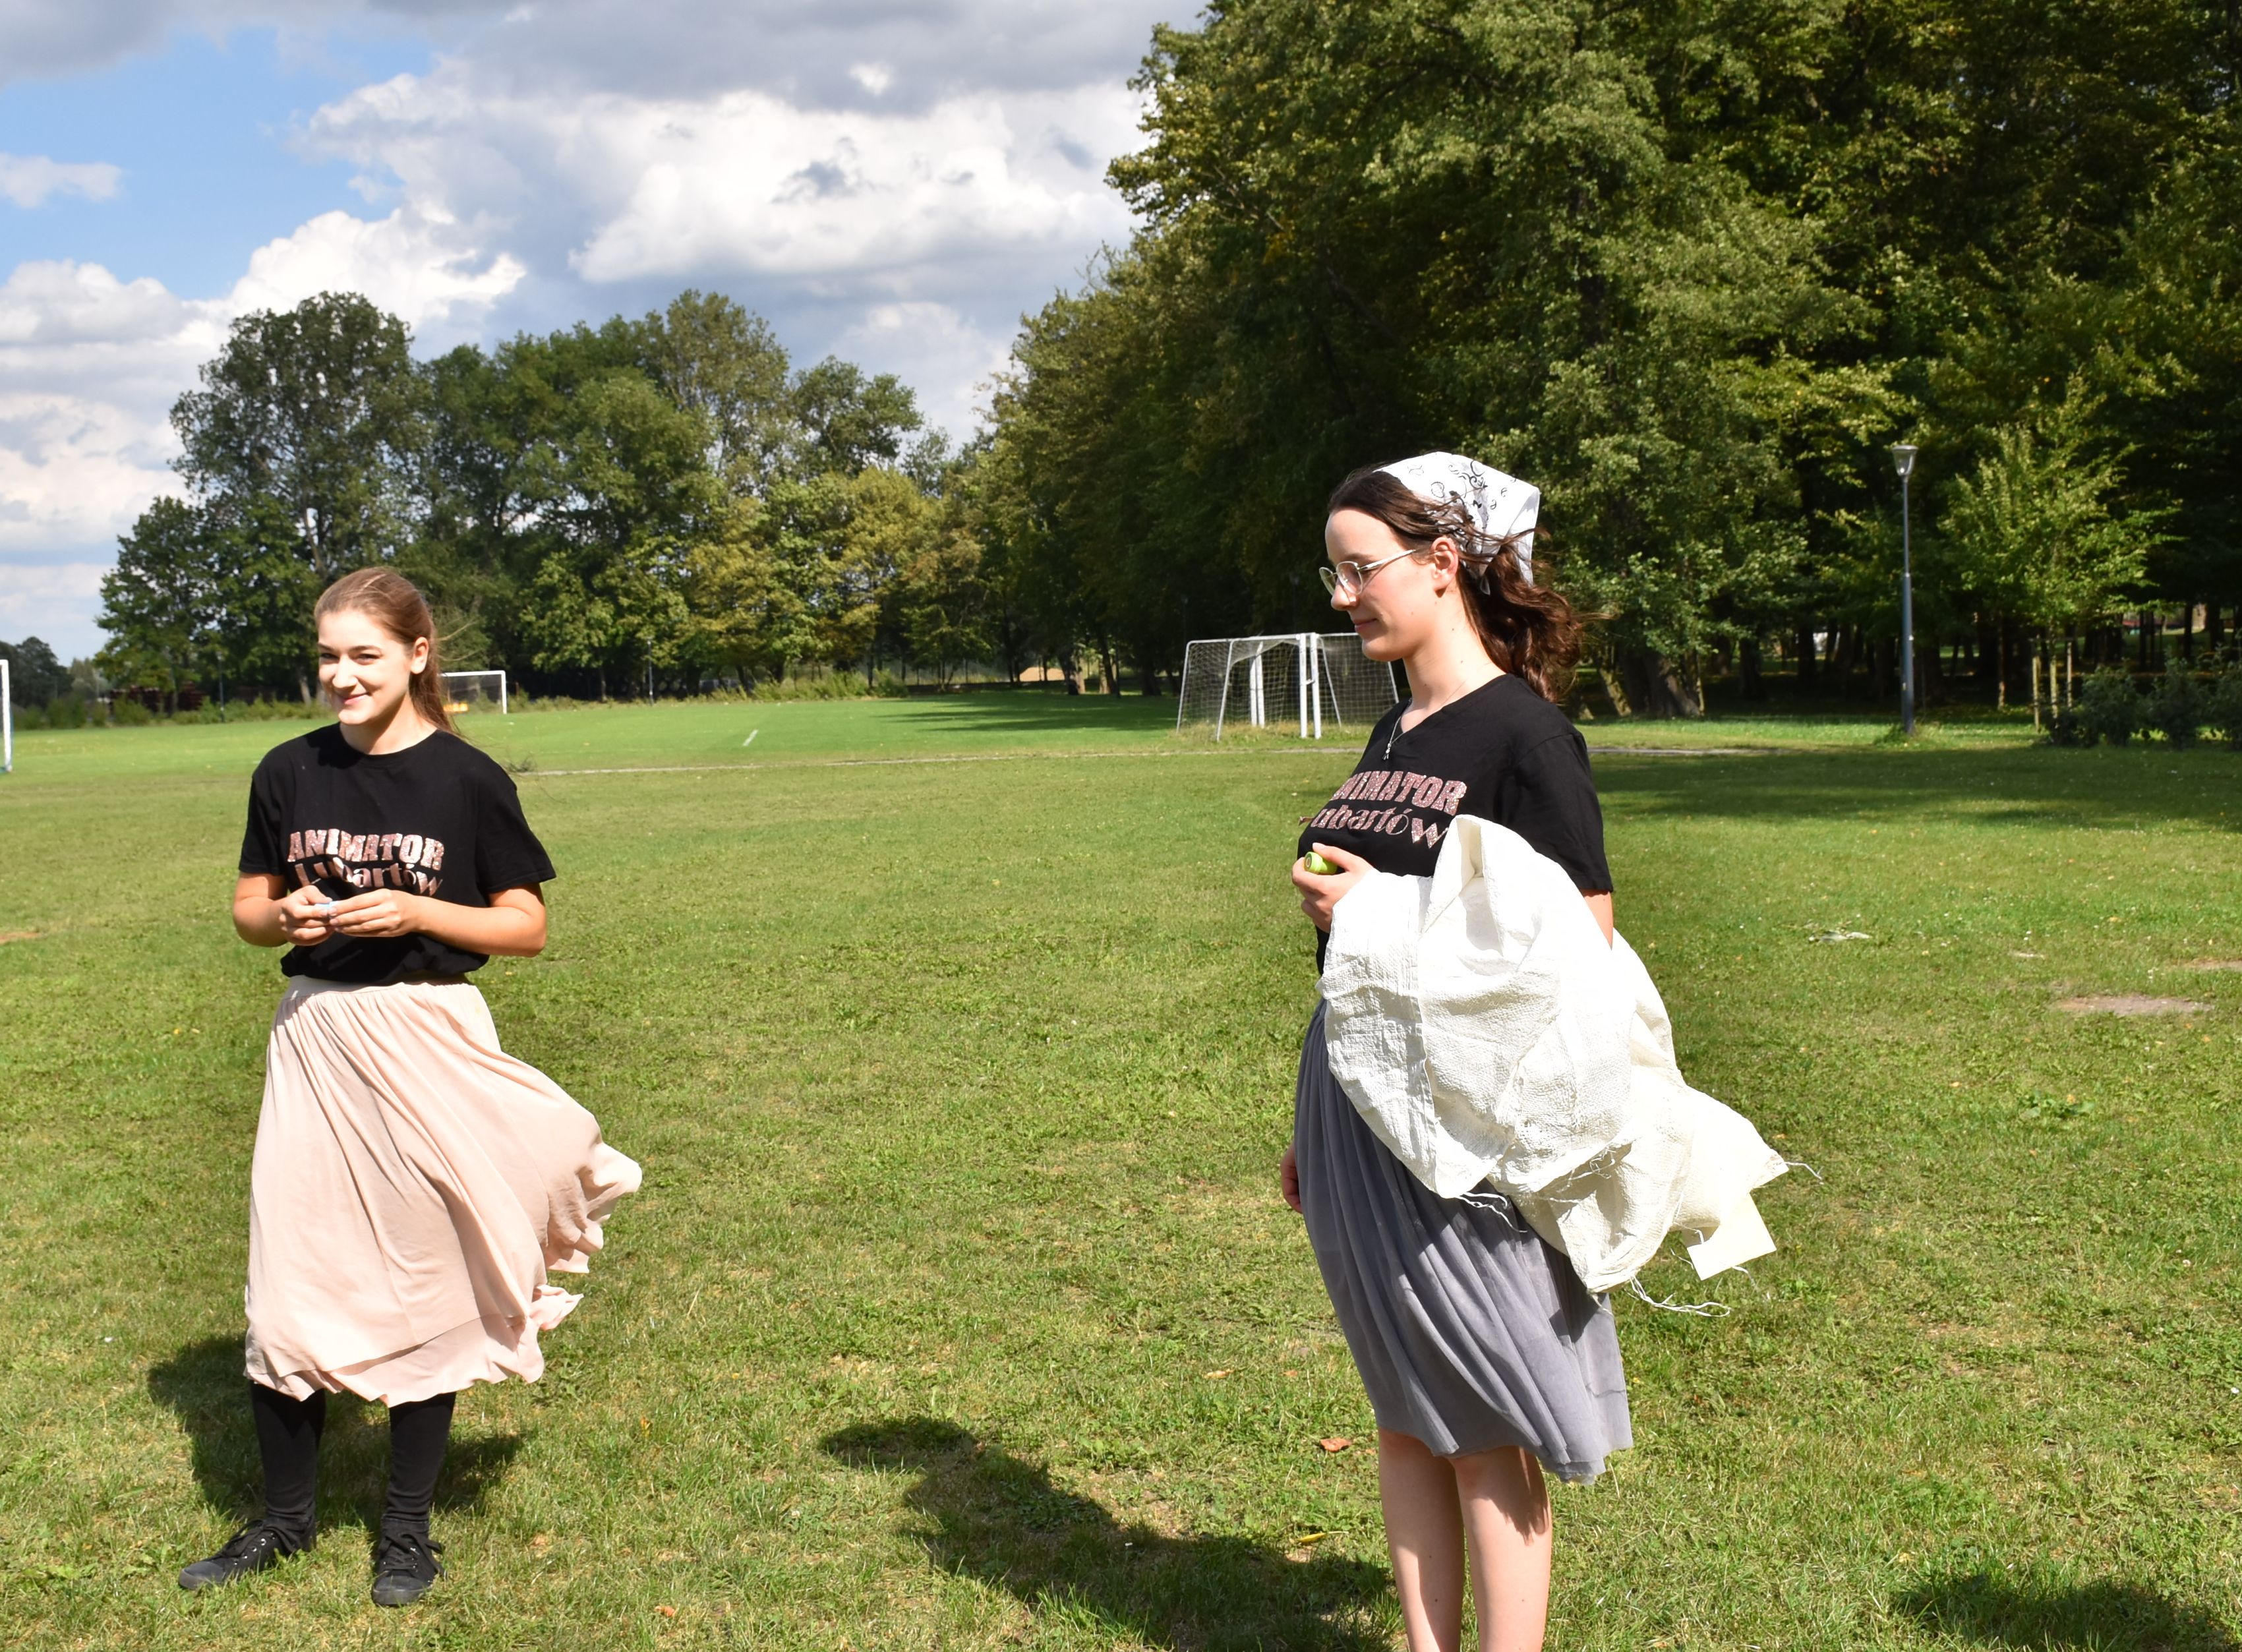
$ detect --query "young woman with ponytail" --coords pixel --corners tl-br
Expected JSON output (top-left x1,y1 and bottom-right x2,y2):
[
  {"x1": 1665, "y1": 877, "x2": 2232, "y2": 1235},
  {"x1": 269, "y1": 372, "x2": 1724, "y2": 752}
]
[
  {"x1": 184, "y1": 568, "x2": 639, "y2": 1607},
  {"x1": 1283, "y1": 456, "x2": 1625, "y2": 1652}
]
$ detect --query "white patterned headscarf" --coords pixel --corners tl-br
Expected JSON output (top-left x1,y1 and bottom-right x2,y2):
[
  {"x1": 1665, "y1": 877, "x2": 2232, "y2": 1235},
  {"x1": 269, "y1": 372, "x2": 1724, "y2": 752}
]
[{"x1": 1377, "y1": 452, "x2": 1541, "y2": 587}]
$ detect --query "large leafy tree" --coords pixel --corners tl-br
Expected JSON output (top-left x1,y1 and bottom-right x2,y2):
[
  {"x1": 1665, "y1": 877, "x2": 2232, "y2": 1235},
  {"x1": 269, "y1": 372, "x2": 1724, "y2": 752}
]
[
  {"x1": 173, "y1": 291, "x2": 426, "y2": 577},
  {"x1": 976, "y1": 0, "x2": 2242, "y2": 710}
]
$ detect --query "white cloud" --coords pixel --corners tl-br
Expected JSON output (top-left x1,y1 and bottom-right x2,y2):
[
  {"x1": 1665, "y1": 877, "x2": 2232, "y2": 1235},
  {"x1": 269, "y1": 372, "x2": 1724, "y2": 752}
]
[
  {"x1": 301, "y1": 67, "x2": 1142, "y2": 293},
  {"x1": 0, "y1": 560, "x2": 109, "y2": 649},
  {"x1": 836, "y1": 301, "x2": 1009, "y2": 443},
  {"x1": 0, "y1": 152, "x2": 124, "y2": 207},
  {"x1": 228, "y1": 205, "x2": 525, "y2": 338}
]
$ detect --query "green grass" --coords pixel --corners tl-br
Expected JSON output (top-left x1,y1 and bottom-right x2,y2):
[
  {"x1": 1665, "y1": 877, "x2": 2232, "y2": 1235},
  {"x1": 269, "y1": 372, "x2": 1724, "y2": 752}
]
[{"x1": 1, "y1": 700, "x2": 2239, "y2": 1649}]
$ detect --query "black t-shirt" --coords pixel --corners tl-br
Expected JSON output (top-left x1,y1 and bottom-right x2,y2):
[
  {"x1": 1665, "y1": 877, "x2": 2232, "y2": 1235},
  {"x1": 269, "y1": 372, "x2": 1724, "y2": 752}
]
[
  {"x1": 1297, "y1": 674, "x2": 1612, "y2": 965},
  {"x1": 239, "y1": 724, "x2": 556, "y2": 984}
]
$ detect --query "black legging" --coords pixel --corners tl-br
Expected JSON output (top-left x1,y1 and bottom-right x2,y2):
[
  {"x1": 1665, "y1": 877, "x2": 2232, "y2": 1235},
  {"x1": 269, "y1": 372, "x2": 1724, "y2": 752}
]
[{"x1": 249, "y1": 1382, "x2": 456, "y2": 1541}]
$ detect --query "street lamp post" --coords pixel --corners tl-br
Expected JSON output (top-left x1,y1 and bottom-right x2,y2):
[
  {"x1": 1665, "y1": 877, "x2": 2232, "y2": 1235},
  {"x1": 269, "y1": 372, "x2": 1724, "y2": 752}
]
[{"x1": 1891, "y1": 443, "x2": 1918, "y2": 737}]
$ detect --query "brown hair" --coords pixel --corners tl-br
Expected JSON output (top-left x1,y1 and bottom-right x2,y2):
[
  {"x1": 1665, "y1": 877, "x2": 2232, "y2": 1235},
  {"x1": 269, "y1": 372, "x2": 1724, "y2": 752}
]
[
  {"x1": 1326, "y1": 465, "x2": 1583, "y2": 702},
  {"x1": 314, "y1": 568, "x2": 455, "y2": 734}
]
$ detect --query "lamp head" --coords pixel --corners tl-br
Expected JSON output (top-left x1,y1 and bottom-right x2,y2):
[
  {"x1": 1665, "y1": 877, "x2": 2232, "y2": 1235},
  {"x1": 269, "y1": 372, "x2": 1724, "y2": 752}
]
[{"x1": 1891, "y1": 442, "x2": 1918, "y2": 480}]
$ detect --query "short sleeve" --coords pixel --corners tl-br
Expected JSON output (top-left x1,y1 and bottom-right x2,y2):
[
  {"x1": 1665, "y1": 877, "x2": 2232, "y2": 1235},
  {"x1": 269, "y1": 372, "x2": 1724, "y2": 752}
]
[
  {"x1": 1500, "y1": 731, "x2": 1613, "y2": 893},
  {"x1": 239, "y1": 756, "x2": 289, "y2": 876},
  {"x1": 473, "y1": 768, "x2": 556, "y2": 894}
]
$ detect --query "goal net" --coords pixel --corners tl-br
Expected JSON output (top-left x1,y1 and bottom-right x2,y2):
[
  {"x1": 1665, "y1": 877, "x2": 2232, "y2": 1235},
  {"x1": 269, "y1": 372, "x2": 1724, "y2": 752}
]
[
  {"x1": 1175, "y1": 633, "x2": 1399, "y2": 738},
  {"x1": 440, "y1": 669, "x2": 508, "y2": 716}
]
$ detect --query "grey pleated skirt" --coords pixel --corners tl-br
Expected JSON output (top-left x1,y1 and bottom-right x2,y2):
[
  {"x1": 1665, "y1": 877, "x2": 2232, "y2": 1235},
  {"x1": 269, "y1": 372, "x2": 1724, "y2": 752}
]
[{"x1": 1295, "y1": 1003, "x2": 1632, "y2": 1482}]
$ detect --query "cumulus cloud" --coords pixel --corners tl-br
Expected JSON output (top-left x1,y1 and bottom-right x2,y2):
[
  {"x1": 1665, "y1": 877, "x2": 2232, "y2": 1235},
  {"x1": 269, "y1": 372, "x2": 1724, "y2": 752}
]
[
  {"x1": 301, "y1": 66, "x2": 1141, "y2": 296},
  {"x1": 229, "y1": 204, "x2": 525, "y2": 338},
  {"x1": 835, "y1": 300, "x2": 1011, "y2": 440},
  {"x1": 1, "y1": 0, "x2": 1181, "y2": 99},
  {"x1": 0, "y1": 560, "x2": 109, "y2": 645},
  {"x1": 0, "y1": 152, "x2": 125, "y2": 207}
]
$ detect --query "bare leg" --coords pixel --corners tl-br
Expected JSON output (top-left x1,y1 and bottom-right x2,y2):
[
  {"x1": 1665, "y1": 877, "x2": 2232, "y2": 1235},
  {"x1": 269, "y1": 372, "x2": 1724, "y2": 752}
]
[
  {"x1": 1379, "y1": 1429, "x2": 1466, "y2": 1652},
  {"x1": 1453, "y1": 1445, "x2": 1552, "y2": 1652}
]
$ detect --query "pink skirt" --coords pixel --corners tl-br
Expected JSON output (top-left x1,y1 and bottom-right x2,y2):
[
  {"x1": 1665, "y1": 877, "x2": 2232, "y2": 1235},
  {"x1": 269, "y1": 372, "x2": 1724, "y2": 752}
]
[{"x1": 244, "y1": 977, "x2": 641, "y2": 1406}]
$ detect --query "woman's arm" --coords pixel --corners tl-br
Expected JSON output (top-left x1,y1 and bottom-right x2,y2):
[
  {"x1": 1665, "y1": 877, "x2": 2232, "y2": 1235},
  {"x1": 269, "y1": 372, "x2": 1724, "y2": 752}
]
[
  {"x1": 324, "y1": 885, "x2": 548, "y2": 957},
  {"x1": 234, "y1": 874, "x2": 547, "y2": 955},
  {"x1": 234, "y1": 873, "x2": 335, "y2": 949}
]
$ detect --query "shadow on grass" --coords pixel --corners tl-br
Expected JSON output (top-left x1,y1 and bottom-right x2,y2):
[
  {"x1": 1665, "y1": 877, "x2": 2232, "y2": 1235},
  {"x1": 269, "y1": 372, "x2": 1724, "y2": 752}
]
[
  {"x1": 823, "y1": 1417, "x2": 1389, "y2": 1650},
  {"x1": 1592, "y1": 745, "x2": 2242, "y2": 835},
  {"x1": 1895, "y1": 1571, "x2": 2241, "y2": 1651},
  {"x1": 148, "y1": 1335, "x2": 527, "y2": 1533}
]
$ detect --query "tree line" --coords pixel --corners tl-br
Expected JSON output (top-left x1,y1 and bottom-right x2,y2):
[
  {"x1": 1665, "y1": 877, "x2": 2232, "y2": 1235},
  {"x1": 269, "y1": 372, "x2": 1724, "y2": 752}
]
[
  {"x1": 94, "y1": 0, "x2": 2242, "y2": 716},
  {"x1": 98, "y1": 291, "x2": 1017, "y2": 709},
  {"x1": 977, "y1": 0, "x2": 2242, "y2": 714}
]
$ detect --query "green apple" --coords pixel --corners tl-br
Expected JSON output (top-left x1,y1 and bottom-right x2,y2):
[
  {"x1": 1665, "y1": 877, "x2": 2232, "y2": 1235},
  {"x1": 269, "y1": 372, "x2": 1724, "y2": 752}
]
[{"x1": 1303, "y1": 851, "x2": 1340, "y2": 875}]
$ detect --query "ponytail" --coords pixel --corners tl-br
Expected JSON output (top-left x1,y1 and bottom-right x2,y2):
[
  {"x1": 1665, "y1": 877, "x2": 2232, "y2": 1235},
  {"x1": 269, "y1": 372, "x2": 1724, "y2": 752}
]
[
  {"x1": 1326, "y1": 466, "x2": 1583, "y2": 702},
  {"x1": 314, "y1": 568, "x2": 456, "y2": 734}
]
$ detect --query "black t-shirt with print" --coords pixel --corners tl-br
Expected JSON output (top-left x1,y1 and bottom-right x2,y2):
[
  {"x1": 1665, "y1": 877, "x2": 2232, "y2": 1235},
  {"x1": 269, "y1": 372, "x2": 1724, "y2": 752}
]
[
  {"x1": 1297, "y1": 674, "x2": 1612, "y2": 965},
  {"x1": 239, "y1": 724, "x2": 556, "y2": 984}
]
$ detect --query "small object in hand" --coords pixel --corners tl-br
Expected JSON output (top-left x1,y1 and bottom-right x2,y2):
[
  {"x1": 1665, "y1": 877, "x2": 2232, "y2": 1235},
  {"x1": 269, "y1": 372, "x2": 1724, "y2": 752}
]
[{"x1": 1303, "y1": 852, "x2": 1340, "y2": 876}]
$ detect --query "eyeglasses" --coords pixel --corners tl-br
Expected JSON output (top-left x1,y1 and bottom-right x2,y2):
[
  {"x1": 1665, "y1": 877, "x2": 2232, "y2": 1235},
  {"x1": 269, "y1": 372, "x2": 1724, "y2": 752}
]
[{"x1": 1318, "y1": 548, "x2": 1423, "y2": 599}]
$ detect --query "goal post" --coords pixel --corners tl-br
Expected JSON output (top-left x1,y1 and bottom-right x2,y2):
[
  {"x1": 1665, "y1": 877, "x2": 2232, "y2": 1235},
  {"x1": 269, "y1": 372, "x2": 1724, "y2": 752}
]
[
  {"x1": 1175, "y1": 633, "x2": 1400, "y2": 738},
  {"x1": 440, "y1": 669, "x2": 508, "y2": 716},
  {"x1": 2, "y1": 659, "x2": 12, "y2": 774}
]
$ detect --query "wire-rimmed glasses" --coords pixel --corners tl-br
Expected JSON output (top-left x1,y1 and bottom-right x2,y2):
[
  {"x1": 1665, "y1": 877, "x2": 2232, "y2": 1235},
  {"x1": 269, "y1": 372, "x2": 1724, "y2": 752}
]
[{"x1": 1318, "y1": 548, "x2": 1421, "y2": 599}]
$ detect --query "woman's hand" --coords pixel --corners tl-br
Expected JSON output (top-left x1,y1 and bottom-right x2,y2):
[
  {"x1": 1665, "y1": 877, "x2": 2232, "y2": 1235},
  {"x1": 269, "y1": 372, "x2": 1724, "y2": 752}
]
[
  {"x1": 277, "y1": 884, "x2": 339, "y2": 946},
  {"x1": 1291, "y1": 842, "x2": 1372, "y2": 933},
  {"x1": 326, "y1": 888, "x2": 432, "y2": 939},
  {"x1": 1280, "y1": 1142, "x2": 1303, "y2": 1214}
]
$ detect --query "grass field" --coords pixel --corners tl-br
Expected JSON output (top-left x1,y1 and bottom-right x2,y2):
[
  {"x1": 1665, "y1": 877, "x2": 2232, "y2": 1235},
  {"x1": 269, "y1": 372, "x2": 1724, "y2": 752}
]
[{"x1": 1, "y1": 696, "x2": 2239, "y2": 1650}]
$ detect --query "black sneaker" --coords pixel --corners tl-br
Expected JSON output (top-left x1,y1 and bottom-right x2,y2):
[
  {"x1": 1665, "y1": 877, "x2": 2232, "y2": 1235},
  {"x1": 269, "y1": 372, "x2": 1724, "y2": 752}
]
[
  {"x1": 177, "y1": 1521, "x2": 310, "y2": 1591},
  {"x1": 370, "y1": 1529, "x2": 444, "y2": 1607}
]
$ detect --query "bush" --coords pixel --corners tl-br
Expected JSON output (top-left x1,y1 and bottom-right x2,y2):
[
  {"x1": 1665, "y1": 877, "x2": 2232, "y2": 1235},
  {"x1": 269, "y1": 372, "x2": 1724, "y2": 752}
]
[
  {"x1": 2076, "y1": 667, "x2": 2140, "y2": 746},
  {"x1": 871, "y1": 669, "x2": 908, "y2": 699},
  {"x1": 39, "y1": 693, "x2": 88, "y2": 729},
  {"x1": 185, "y1": 695, "x2": 325, "y2": 724},
  {"x1": 2046, "y1": 704, "x2": 2088, "y2": 746},
  {"x1": 2206, "y1": 661, "x2": 2242, "y2": 752},
  {"x1": 109, "y1": 695, "x2": 153, "y2": 726},
  {"x1": 2143, "y1": 659, "x2": 2206, "y2": 746},
  {"x1": 750, "y1": 667, "x2": 869, "y2": 702}
]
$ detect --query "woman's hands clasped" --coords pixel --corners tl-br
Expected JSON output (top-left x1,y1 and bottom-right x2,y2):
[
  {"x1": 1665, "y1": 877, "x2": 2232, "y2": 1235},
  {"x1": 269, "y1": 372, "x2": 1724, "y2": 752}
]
[
  {"x1": 1290, "y1": 842, "x2": 1372, "y2": 933},
  {"x1": 272, "y1": 884, "x2": 432, "y2": 945}
]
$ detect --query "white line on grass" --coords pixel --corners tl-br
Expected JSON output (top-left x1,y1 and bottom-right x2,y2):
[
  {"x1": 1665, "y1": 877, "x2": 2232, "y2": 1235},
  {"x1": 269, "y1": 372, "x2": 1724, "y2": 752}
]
[{"x1": 742, "y1": 729, "x2": 759, "y2": 746}]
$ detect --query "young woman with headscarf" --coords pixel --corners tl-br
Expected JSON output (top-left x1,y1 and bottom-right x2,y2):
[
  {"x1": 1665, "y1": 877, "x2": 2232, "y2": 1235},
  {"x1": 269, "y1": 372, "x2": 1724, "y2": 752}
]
[{"x1": 1283, "y1": 455, "x2": 1625, "y2": 1652}]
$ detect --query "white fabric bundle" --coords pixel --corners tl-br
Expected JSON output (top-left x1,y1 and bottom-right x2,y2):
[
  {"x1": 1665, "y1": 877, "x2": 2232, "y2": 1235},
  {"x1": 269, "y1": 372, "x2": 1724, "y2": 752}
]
[
  {"x1": 1377, "y1": 452, "x2": 1541, "y2": 584},
  {"x1": 1320, "y1": 815, "x2": 1785, "y2": 1293}
]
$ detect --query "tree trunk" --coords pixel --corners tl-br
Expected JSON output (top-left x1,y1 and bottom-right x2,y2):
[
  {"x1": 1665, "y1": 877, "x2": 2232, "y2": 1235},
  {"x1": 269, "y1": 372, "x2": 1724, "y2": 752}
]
[
  {"x1": 1794, "y1": 626, "x2": 1817, "y2": 689},
  {"x1": 1614, "y1": 645, "x2": 1703, "y2": 718},
  {"x1": 1740, "y1": 635, "x2": 1765, "y2": 700},
  {"x1": 1099, "y1": 637, "x2": 1121, "y2": 695}
]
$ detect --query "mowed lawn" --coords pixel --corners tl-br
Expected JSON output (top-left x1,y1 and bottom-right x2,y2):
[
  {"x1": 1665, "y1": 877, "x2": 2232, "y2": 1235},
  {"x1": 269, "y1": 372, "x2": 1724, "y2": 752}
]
[{"x1": 1, "y1": 696, "x2": 2238, "y2": 1651}]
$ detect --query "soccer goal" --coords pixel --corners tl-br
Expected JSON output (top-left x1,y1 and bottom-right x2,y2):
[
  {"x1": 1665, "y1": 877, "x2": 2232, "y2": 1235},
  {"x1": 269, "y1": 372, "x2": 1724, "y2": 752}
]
[
  {"x1": 1, "y1": 659, "x2": 13, "y2": 774},
  {"x1": 440, "y1": 669, "x2": 508, "y2": 716},
  {"x1": 1175, "y1": 633, "x2": 1400, "y2": 738}
]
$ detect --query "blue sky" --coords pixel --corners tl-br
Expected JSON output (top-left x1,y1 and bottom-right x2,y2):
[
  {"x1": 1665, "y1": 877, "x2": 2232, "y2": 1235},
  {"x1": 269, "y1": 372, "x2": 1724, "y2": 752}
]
[{"x1": 1, "y1": 1, "x2": 1178, "y2": 658}]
